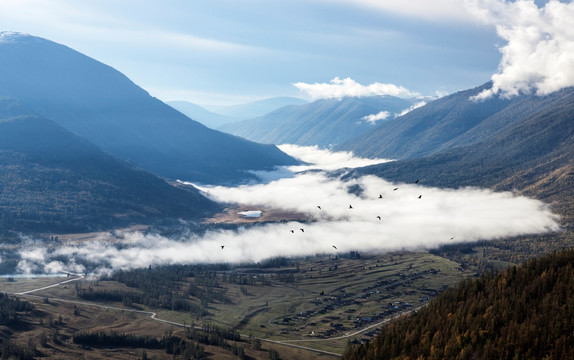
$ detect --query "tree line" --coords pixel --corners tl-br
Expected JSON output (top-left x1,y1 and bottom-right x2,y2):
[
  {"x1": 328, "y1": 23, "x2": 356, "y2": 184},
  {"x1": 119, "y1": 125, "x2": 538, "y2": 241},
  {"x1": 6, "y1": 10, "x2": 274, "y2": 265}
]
[
  {"x1": 0, "y1": 293, "x2": 34, "y2": 326},
  {"x1": 72, "y1": 331, "x2": 204, "y2": 359}
]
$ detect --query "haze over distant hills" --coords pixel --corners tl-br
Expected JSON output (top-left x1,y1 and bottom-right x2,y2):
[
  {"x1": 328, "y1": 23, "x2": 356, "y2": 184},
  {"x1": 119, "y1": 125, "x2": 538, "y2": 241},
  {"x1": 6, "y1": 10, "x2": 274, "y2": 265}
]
[
  {"x1": 219, "y1": 96, "x2": 419, "y2": 147},
  {"x1": 203, "y1": 97, "x2": 308, "y2": 118},
  {"x1": 0, "y1": 32, "x2": 297, "y2": 184},
  {"x1": 0, "y1": 98, "x2": 219, "y2": 232},
  {"x1": 167, "y1": 101, "x2": 239, "y2": 129},
  {"x1": 168, "y1": 97, "x2": 309, "y2": 129}
]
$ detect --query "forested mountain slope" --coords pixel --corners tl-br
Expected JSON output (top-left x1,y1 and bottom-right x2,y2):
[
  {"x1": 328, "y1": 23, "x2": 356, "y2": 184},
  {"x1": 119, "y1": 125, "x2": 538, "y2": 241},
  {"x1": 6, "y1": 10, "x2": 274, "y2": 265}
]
[
  {"x1": 343, "y1": 248, "x2": 574, "y2": 360},
  {"x1": 346, "y1": 87, "x2": 574, "y2": 220},
  {"x1": 0, "y1": 100, "x2": 219, "y2": 232}
]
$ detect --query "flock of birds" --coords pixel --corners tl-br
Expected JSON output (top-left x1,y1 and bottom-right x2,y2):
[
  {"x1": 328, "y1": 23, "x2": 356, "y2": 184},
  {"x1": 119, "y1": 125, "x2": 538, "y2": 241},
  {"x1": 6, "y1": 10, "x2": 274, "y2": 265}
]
[
  {"x1": 287, "y1": 179, "x2": 424, "y2": 251},
  {"x1": 221, "y1": 179, "x2": 425, "y2": 251}
]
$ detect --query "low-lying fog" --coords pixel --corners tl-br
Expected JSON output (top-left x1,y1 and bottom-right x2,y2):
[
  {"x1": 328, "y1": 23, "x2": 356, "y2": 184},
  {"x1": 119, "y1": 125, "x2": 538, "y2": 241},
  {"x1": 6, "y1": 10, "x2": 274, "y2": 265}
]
[{"x1": 16, "y1": 145, "x2": 559, "y2": 276}]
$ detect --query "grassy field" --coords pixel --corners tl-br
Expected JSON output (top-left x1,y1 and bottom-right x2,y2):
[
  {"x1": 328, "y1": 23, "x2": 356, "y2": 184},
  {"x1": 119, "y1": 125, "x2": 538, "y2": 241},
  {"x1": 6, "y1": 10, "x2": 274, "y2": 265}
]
[{"x1": 1, "y1": 250, "x2": 473, "y2": 359}]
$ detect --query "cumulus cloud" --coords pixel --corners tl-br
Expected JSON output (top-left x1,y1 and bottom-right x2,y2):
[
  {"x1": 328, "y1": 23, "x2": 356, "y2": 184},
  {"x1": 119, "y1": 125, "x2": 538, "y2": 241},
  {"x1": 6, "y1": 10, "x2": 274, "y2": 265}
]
[
  {"x1": 362, "y1": 110, "x2": 391, "y2": 124},
  {"x1": 466, "y1": 0, "x2": 574, "y2": 100},
  {"x1": 15, "y1": 145, "x2": 560, "y2": 276},
  {"x1": 293, "y1": 77, "x2": 419, "y2": 100}
]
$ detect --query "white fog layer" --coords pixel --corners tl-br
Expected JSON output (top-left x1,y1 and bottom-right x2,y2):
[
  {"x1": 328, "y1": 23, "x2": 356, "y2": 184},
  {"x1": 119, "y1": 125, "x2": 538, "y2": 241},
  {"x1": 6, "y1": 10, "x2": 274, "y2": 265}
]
[{"x1": 17, "y1": 145, "x2": 560, "y2": 275}]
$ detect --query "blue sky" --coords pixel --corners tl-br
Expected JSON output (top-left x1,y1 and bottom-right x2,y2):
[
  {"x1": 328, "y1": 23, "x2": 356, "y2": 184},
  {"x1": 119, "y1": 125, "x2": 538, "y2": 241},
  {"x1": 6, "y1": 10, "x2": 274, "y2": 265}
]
[{"x1": 0, "y1": 0, "x2": 572, "y2": 105}]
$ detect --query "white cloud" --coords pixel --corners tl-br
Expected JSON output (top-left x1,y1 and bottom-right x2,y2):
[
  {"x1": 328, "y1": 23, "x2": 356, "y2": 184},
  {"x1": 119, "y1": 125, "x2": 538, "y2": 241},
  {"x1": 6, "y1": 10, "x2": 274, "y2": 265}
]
[
  {"x1": 360, "y1": 101, "x2": 428, "y2": 125},
  {"x1": 362, "y1": 110, "x2": 391, "y2": 124},
  {"x1": 466, "y1": 0, "x2": 574, "y2": 100},
  {"x1": 293, "y1": 77, "x2": 419, "y2": 100},
  {"x1": 395, "y1": 100, "x2": 427, "y2": 117},
  {"x1": 15, "y1": 145, "x2": 560, "y2": 275}
]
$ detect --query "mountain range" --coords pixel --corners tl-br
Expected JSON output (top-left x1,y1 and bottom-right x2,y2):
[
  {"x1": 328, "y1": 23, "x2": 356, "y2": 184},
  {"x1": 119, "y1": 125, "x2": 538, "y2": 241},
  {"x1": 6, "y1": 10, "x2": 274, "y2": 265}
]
[
  {"x1": 219, "y1": 96, "x2": 419, "y2": 147},
  {"x1": 0, "y1": 32, "x2": 296, "y2": 185},
  {"x1": 1, "y1": 32, "x2": 573, "y2": 232}
]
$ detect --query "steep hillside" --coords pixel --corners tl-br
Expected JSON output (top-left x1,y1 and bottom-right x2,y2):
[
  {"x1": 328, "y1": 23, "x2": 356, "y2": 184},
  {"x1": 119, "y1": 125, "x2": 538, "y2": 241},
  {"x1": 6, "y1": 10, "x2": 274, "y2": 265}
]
[
  {"x1": 339, "y1": 83, "x2": 574, "y2": 160},
  {"x1": 0, "y1": 32, "x2": 296, "y2": 184},
  {"x1": 219, "y1": 96, "x2": 418, "y2": 147},
  {"x1": 346, "y1": 87, "x2": 574, "y2": 219},
  {"x1": 0, "y1": 99, "x2": 219, "y2": 232},
  {"x1": 342, "y1": 248, "x2": 574, "y2": 360}
]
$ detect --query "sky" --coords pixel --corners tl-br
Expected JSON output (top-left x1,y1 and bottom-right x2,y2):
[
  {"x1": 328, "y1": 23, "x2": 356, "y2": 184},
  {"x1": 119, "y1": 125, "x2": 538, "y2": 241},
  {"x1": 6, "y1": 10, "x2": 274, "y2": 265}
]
[
  {"x1": 16, "y1": 145, "x2": 559, "y2": 275},
  {"x1": 1, "y1": 1, "x2": 572, "y2": 105},
  {"x1": 0, "y1": 0, "x2": 505, "y2": 105}
]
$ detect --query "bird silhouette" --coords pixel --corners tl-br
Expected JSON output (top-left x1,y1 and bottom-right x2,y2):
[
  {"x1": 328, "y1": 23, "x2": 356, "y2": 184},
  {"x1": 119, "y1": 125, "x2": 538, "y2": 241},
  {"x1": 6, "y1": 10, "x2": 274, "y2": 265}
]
[
  {"x1": 377, "y1": 216, "x2": 381, "y2": 220},
  {"x1": 317, "y1": 206, "x2": 322, "y2": 210},
  {"x1": 418, "y1": 195, "x2": 422, "y2": 199},
  {"x1": 378, "y1": 194, "x2": 383, "y2": 199},
  {"x1": 320, "y1": 291, "x2": 324, "y2": 295},
  {"x1": 415, "y1": 179, "x2": 420, "y2": 183},
  {"x1": 290, "y1": 230, "x2": 295, "y2": 233},
  {"x1": 332, "y1": 245, "x2": 338, "y2": 250},
  {"x1": 349, "y1": 205, "x2": 353, "y2": 209},
  {"x1": 394, "y1": 187, "x2": 399, "y2": 191},
  {"x1": 300, "y1": 228, "x2": 304, "y2": 232},
  {"x1": 221, "y1": 245, "x2": 224, "y2": 249}
]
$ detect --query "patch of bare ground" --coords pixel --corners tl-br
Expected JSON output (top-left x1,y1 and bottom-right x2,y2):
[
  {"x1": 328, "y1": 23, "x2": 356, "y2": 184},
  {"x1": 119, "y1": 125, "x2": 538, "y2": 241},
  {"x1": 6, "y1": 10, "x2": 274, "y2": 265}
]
[{"x1": 204, "y1": 205, "x2": 310, "y2": 224}]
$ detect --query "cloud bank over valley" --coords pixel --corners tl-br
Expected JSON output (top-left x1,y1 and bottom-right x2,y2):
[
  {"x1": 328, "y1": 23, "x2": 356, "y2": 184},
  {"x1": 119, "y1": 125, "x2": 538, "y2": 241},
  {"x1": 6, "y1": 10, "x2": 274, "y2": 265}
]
[{"x1": 13, "y1": 145, "x2": 560, "y2": 276}]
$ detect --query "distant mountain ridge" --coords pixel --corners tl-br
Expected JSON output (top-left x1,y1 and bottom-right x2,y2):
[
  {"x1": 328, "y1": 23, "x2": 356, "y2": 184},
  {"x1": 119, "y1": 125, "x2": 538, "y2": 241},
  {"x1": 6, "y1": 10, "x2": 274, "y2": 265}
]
[
  {"x1": 0, "y1": 32, "x2": 297, "y2": 184},
  {"x1": 0, "y1": 98, "x2": 219, "y2": 232},
  {"x1": 219, "y1": 96, "x2": 419, "y2": 147},
  {"x1": 204, "y1": 97, "x2": 308, "y2": 118},
  {"x1": 167, "y1": 101, "x2": 240, "y2": 129}
]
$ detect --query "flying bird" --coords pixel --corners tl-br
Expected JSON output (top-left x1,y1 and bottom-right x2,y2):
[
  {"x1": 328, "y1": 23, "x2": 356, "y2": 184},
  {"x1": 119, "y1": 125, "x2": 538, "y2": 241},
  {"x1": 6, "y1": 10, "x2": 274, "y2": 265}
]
[
  {"x1": 377, "y1": 216, "x2": 381, "y2": 220},
  {"x1": 394, "y1": 187, "x2": 398, "y2": 191},
  {"x1": 300, "y1": 228, "x2": 305, "y2": 232},
  {"x1": 349, "y1": 205, "x2": 353, "y2": 209},
  {"x1": 290, "y1": 230, "x2": 295, "y2": 233},
  {"x1": 332, "y1": 245, "x2": 338, "y2": 250},
  {"x1": 418, "y1": 195, "x2": 422, "y2": 199},
  {"x1": 415, "y1": 179, "x2": 420, "y2": 183},
  {"x1": 378, "y1": 194, "x2": 383, "y2": 199},
  {"x1": 317, "y1": 206, "x2": 322, "y2": 210},
  {"x1": 221, "y1": 245, "x2": 224, "y2": 249}
]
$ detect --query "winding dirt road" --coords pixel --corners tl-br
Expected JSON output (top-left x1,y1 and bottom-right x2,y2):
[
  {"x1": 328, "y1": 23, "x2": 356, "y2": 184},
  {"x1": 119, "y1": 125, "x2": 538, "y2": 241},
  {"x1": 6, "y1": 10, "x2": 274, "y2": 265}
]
[{"x1": 9, "y1": 275, "x2": 419, "y2": 357}]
